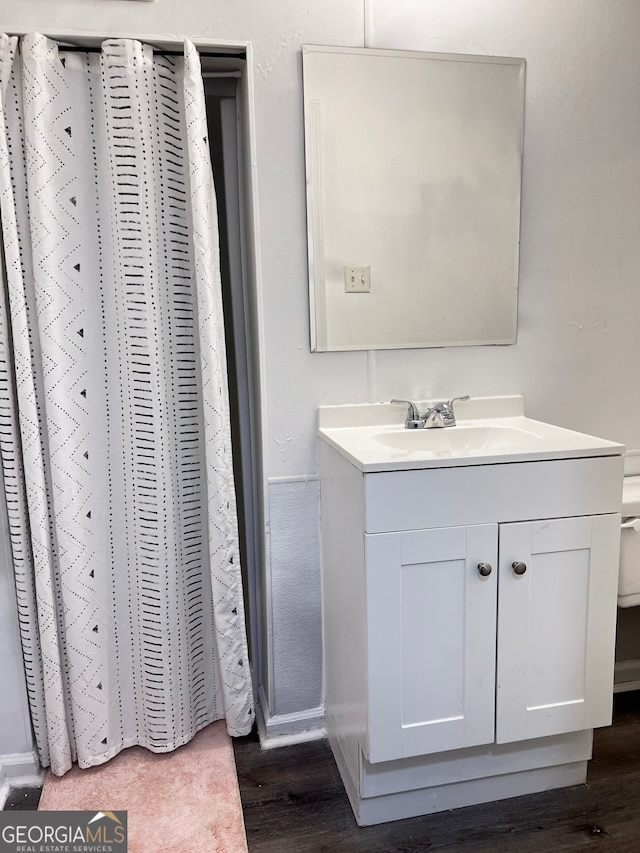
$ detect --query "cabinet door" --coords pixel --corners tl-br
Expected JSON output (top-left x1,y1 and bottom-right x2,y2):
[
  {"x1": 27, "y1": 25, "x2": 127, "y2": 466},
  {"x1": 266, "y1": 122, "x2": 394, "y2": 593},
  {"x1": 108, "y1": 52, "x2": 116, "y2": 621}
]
[
  {"x1": 496, "y1": 514, "x2": 620, "y2": 744},
  {"x1": 365, "y1": 524, "x2": 498, "y2": 763}
]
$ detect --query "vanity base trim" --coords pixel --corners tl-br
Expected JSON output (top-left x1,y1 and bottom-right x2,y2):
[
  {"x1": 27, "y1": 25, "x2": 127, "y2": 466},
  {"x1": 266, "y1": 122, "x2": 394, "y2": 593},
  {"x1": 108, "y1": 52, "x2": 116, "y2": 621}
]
[
  {"x1": 330, "y1": 729, "x2": 591, "y2": 827},
  {"x1": 357, "y1": 762, "x2": 587, "y2": 826}
]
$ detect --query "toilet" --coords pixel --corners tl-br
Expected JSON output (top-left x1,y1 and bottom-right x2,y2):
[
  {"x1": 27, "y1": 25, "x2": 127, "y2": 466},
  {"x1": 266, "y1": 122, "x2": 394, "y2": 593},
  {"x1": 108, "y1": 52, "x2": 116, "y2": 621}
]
[
  {"x1": 619, "y1": 475, "x2": 640, "y2": 608},
  {"x1": 615, "y1": 472, "x2": 640, "y2": 691}
]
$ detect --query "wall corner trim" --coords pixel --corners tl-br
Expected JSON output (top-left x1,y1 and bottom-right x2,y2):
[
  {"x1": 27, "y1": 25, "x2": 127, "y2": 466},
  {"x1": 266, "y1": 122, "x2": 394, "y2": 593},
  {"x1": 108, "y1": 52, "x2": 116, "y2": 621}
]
[
  {"x1": 0, "y1": 749, "x2": 44, "y2": 809},
  {"x1": 256, "y1": 686, "x2": 325, "y2": 749}
]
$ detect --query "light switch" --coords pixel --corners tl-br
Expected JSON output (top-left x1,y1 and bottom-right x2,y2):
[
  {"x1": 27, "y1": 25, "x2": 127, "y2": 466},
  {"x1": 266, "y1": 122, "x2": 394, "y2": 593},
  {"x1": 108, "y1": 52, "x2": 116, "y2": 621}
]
[{"x1": 344, "y1": 265, "x2": 371, "y2": 293}]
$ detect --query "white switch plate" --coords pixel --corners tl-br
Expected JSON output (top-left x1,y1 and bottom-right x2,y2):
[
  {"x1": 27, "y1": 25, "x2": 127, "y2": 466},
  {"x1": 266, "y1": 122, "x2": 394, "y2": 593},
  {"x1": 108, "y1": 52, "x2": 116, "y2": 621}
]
[{"x1": 344, "y1": 265, "x2": 371, "y2": 293}]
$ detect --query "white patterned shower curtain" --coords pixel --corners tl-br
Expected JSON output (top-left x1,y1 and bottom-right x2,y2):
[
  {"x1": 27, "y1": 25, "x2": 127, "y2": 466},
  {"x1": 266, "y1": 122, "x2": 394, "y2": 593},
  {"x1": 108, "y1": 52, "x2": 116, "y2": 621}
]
[{"x1": 0, "y1": 33, "x2": 254, "y2": 776}]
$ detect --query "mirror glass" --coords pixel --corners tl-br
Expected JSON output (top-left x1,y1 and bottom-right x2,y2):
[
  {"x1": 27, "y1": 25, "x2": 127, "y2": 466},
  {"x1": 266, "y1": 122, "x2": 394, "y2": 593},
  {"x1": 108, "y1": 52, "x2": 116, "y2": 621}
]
[{"x1": 302, "y1": 46, "x2": 525, "y2": 352}]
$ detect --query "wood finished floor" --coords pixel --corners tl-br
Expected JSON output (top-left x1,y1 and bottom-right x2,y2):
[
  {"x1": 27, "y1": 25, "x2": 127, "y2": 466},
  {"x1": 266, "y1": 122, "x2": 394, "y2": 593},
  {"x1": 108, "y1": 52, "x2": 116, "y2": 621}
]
[
  {"x1": 233, "y1": 691, "x2": 640, "y2": 852},
  {"x1": 2, "y1": 786, "x2": 41, "y2": 810}
]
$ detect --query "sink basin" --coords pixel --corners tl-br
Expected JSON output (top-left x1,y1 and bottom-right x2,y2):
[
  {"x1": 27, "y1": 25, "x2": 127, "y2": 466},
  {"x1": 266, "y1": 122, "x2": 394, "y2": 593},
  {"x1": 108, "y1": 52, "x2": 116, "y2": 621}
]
[
  {"x1": 373, "y1": 424, "x2": 541, "y2": 454},
  {"x1": 317, "y1": 396, "x2": 625, "y2": 472}
]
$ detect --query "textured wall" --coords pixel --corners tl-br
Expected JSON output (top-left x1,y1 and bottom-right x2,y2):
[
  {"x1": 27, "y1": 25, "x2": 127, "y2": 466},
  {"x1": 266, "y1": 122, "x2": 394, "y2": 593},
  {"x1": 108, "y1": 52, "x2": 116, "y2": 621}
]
[
  {"x1": 268, "y1": 480, "x2": 322, "y2": 715},
  {"x1": 2, "y1": 0, "x2": 640, "y2": 724}
]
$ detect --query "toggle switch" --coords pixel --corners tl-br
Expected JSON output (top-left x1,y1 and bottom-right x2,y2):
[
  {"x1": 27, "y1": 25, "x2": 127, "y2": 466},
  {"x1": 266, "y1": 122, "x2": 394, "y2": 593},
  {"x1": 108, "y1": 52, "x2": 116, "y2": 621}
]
[{"x1": 344, "y1": 265, "x2": 371, "y2": 293}]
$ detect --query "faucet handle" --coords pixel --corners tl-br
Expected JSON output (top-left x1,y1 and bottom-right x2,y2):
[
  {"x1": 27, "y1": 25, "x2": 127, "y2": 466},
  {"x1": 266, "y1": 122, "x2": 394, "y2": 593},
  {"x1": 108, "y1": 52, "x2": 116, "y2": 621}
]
[
  {"x1": 391, "y1": 399, "x2": 421, "y2": 428},
  {"x1": 441, "y1": 395, "x2": 470, "y2": 426},
  {"x1": 446, "y1": 395, "x2": 470, "y2": 407}
]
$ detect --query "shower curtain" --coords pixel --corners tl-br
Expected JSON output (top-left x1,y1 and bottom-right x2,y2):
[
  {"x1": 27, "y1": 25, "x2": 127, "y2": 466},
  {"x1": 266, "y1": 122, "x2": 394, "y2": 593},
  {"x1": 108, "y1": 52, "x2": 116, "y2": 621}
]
[{"x1": 0, "y1": 33, "x2": 253, "y2": 776}]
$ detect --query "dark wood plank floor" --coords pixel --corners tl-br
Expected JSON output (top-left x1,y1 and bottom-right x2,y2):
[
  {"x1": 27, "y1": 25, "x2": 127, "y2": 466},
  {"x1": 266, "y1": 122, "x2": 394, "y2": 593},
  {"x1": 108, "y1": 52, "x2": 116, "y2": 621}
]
[
  {"x1": 3, "y1": 786, "x2": 41, "y2": 810},
  {"x1": 234, "y1": 691, "x2": 640, "y2": 852}
]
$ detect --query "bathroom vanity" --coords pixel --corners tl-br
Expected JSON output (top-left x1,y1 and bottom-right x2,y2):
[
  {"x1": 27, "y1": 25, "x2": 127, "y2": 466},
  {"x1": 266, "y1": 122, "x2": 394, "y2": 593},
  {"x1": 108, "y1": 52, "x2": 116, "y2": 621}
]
[{"x1": 318, "y1": 396, "x2": 624, "y2": 825}]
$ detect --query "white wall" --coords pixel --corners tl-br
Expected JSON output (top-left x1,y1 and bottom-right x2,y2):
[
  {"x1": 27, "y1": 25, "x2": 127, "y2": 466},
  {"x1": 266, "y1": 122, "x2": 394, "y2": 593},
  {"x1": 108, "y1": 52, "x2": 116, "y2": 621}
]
[
  {"x1": 266, "y1": 0, "x2": 640, "y2": 721},
  {"x1": 363, "y1": 0, "x2": 640, "y2": 442},
  {"x1": 0, "y1": 464, "x2": 37, "y2": 796},
  {"x1": 0, "y1": 528, "x2": 32, "y2": 756},
  {"x1": 2, "y1": 0, "x2": 640, "y2": 729}
]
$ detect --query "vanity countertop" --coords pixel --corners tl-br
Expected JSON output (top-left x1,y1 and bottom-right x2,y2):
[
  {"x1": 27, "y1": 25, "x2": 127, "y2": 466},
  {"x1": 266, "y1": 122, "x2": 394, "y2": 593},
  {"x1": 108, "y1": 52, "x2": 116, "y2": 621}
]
[{"x1": 318, "y1": 396, "x2": 625, "y2": 473}]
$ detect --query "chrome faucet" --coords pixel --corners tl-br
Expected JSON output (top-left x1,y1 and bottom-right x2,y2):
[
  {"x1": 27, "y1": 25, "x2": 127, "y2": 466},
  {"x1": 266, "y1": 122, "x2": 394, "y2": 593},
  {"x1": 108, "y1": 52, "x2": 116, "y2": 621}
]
[{"x1": 391, "y1": 396, "x2": 470, "y2": 429}]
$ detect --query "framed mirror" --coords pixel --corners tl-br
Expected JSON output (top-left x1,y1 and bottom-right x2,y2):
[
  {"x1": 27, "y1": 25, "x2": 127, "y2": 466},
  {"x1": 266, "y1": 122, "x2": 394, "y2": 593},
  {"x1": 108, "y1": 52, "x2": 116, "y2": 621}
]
[{"x1": 302, "y1": 45, "x2": 525, "y2": 352}]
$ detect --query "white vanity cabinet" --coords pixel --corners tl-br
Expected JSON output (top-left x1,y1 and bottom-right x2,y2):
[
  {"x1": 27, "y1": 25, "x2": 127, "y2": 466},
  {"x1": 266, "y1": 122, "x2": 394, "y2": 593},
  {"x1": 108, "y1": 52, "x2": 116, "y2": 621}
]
[
  {"x1": 318, "y1": 401, "x2": 624, "y2": 826},
  {"x1": 366, "y1": 515, "x2": 619, "y2": 765}
]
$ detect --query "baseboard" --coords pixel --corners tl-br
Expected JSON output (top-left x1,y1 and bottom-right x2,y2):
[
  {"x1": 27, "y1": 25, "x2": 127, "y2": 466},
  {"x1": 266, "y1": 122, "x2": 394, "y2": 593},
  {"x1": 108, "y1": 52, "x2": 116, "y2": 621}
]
[
  {"x1": 256, "y1": 686, "x2": 326, "y2": 749},
  {"x1": 0, "y1": 750, "x2": 44, "y2": 809}
]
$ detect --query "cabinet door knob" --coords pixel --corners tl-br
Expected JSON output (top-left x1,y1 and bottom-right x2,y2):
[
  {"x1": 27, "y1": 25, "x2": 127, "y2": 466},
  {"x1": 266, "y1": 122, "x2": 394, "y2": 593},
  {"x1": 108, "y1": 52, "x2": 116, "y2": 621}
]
[
  {"x1": 512, "y1": 561, "x2": 527, "y2": 575},
  {"x1": 477, "y1": 562, "x2": 492, "y2": 577}
]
